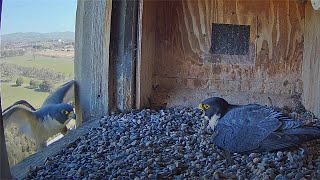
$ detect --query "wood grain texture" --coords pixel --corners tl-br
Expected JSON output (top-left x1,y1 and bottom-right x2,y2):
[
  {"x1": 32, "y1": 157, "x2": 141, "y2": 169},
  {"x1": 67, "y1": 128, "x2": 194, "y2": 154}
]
[
  {"x1": 109, "y1": 0, "x2": 139, "y2": 111},
  {"x1": 10, "y1": 119, "x2": 99, "y2": 179},
  {"x1": 302, "y1": 3, "x2": 320, "y2": 117},
  {"x1": 136, "y1": 0, "x2": 156, "y2": 108},
  {"x1": 136, "y1": 0, "x2": 144, "y2": 108},
  {"x1": 144, "y1": 0, "x2": 305, "y2": 107},
  {"x1": 75, "y1": 0, "x2": 112, "y2": 124}
]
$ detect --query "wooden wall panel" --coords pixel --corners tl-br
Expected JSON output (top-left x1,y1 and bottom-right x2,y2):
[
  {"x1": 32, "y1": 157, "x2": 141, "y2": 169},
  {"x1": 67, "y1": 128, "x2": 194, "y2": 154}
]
[
  {"x1": 302, "y1": 3, "x2": 320, "y2": 117},
  {"x1": 75, "y1": 0, "x2": 112, "y2": 124},
  {"x1": 109, "y1": 0, "x2": 139, "y2": 111},
  {"x1": 145, "y1": 0, "x2": 305, "y2": 108},
  {"x1": 136, "y1": 1, "x2": 156, "y2": 108}
]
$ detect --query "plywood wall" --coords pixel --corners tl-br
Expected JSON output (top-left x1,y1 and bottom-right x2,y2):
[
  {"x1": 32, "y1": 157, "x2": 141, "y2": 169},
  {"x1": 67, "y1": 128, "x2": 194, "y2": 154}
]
[
  {"x1": 302, "y1": 3, "x2": 320, "y2": 117},
  {"x1": 142, "y1": 0, "x2": 305, "y2": 108},
  {"x1": 137, "y1": 1, "x2": 156, "y2": 108},
  {"x1": 75, "y1": 0, "x2": 112, "y2": 123}
]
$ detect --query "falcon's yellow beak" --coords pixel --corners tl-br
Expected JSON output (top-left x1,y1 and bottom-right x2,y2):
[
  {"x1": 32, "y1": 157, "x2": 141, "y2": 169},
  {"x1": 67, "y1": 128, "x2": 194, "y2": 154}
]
[
  {"x1": 199, "y1": 103, "x2": 204, "y2": 110},
  {"x1": 68, "y1": 111, "x2": 76, "y2": 119}
]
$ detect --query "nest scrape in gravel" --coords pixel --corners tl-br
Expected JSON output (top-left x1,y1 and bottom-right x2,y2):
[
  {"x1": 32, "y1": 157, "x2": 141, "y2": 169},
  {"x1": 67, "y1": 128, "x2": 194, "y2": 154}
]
[{"x1": 26, "y1": 107, "x2": 320, "y2": 179}]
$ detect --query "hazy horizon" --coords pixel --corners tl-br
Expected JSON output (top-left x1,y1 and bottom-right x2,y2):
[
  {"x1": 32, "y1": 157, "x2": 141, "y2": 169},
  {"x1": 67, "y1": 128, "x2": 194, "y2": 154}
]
[
  {"x1": 1, "y1": 0, "x2": 77, "y2": 35},
  {"x1": 1, "y1": 31, "x2": 75, "y2": 35}
]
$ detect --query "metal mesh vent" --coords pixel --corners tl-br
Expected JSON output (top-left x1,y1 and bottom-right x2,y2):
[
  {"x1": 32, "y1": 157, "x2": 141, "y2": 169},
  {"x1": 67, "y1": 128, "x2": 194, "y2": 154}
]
[{"x1": 211, "y1": 23, "x2": 250, "y2": 55}]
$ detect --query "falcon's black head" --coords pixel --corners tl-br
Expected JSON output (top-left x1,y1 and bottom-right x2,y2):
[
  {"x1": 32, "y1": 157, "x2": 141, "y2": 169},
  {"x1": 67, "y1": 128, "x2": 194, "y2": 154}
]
[
  {"x1": 199, "y1": 97, "x2": 230, "y2": 120},
  {"x1": 38, "y1": 103, "x2": 75, "y2": 124}
]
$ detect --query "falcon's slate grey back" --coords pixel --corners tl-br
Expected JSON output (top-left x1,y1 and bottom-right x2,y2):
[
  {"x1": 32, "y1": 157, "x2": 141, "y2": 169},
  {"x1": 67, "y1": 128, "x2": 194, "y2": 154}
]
[
  {"x1": 2, "y1": 80, "x2": 75, "y2": 151},
  {"x1": 199, "y1": 97, "x2": 320, "y2": 153}
]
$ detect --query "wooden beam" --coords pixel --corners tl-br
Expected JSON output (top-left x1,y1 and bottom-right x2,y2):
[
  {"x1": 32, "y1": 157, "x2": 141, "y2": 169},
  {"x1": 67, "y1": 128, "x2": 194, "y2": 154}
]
[
  {"x1": 75, "y1": 0, "x2": 112, "y2": 125},
  {"x1": 136, "y1": 0, "x2": 144, "y2": 108},
  {"x1": 302, "y1": 3, "x2": 320, "y2": 118},
  {"x1": 136, "y1": 1, "x2": 156, "y2": 108},
  {"x1": 0, "y1": 97, "x2": 11, "y2": 180},
  {"x1": 109, "y1": 0, "x2": 139, "y2": 111},
  {"x1": 0, "y1": 0, "x2": 12, "y2": 177}
]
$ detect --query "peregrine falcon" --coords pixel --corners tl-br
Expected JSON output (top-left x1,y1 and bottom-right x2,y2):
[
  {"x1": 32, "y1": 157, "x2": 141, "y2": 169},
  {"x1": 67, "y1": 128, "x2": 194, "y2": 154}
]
[
  {"x1": 199, "y1": 97, "x2": 320, "y2": 153},
  {"x1": 2, "y1": 80, "x2": 75, "y2": 151}
]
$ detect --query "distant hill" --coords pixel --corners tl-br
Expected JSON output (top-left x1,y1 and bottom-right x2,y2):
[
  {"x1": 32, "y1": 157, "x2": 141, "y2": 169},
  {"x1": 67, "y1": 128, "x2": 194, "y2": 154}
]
[{"x1": 1, "y1": 32, "x2": 75, "y2": 43}]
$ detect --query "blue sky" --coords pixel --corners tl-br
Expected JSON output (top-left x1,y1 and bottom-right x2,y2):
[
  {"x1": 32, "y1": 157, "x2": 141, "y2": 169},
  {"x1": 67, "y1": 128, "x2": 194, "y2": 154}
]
[{"x1": 1, "y1": 0, "x2": 77, "y2": 34}]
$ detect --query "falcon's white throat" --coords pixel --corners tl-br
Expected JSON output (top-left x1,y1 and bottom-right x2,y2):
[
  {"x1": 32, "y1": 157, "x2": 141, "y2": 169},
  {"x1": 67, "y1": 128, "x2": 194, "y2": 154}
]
[{"x1": 206, "y1": 114, "x2": 220, "y2": 131}]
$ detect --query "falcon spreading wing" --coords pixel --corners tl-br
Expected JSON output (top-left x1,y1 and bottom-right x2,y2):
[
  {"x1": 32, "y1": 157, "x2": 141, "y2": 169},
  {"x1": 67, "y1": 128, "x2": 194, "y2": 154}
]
[{"x1": 2, "y1": 80, "x2": 75, "y2": 151}]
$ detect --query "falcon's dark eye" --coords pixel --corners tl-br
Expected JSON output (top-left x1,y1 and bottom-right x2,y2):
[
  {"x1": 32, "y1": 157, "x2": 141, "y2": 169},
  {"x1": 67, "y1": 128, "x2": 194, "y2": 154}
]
[
  {"x1": 199, "y1": 103, "x2": 211, "y2": 110},
  {"x1": 203, "y1": 104, "x2": 210, "y2": 109},
  {"x1": 61, "y1": 110, "x2": 69, "y2": 115}
]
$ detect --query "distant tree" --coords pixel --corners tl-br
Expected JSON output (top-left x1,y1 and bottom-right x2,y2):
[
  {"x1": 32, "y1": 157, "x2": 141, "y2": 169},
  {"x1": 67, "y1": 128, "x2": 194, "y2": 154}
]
[
  {"x1": 39, "y1": 80, "x2": 54, "y2": 92},
  {"x1": 29, "y1": 79, "x2": 40, "y2": 88},
  {"x1": 16, "y1": 77, "x2": 24, "y2": 86},
  {"x1": 32, "y1": 45, "x2": 42, "y2": 49}
]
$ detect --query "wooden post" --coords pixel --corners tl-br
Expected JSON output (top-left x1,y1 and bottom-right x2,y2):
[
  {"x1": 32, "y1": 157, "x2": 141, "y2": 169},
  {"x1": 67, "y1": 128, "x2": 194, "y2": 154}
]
[
  {"x1": 75, "y1": 0, "x2": 112, "y2": 125},
  {"x1": 136, "y1": 0, "x2": 155, "y2": 109},
  {"x1": 109, "y1": 0, "x2": 139, "y2": 112},
  {"x1": 0, "y1": 0, "x2": 12, "y2": 178},
  {"x1": 302, "y1": 3, "x2": 320, "y2": 118},
  {"x1": 0, "y1": 96, "x2": 11, "y2": 179}
]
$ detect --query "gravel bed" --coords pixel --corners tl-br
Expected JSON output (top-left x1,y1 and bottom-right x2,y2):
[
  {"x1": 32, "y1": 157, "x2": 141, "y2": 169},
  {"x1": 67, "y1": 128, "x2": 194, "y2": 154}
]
[{"x1": 26, "y1": 107, "x2": 320, "y2": 179}]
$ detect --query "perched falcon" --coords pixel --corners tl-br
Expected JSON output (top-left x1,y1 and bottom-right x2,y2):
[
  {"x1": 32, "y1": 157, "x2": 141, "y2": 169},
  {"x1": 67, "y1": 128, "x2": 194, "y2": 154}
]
[
  {"x1": 199, "y1": 97, "x2": 320, "y2": 153},
  {"x1": 2, "y1": 80, "x2": 75, "y2": 151}
]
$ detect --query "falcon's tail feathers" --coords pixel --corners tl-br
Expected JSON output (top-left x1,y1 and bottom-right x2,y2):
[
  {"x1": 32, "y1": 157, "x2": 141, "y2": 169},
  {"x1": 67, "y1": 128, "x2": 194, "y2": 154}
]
[{"x1": 256, "y1": 126, "x2": 320, "y2": 152}]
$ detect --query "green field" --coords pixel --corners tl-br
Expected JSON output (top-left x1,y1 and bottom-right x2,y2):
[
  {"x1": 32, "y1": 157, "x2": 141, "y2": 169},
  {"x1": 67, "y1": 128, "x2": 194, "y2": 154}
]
[
  {"x1": 1, "y1": 54, "x2": 74, "y2": 109},
  {"x1": 1, "y1": 54, "x2": 74, "y2": 76},
  {"x1": 1, "y1": 83, "x2": 50, "y2": 109}
]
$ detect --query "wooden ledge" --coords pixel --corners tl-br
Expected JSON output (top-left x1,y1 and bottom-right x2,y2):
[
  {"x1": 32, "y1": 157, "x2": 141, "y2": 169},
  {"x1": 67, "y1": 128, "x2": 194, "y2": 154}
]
[{"x1": 11, "y1": 118, "x2": 100, "y2": 179}]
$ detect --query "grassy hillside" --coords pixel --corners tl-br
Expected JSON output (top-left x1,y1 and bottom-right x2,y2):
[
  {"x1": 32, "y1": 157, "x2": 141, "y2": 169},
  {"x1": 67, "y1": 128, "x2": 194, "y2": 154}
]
[
  {"x1": 1, "y1": 54, "x2": 74, "y2": 77},
  {"x1": 1, "y1": 83, "x2": 50, "y2": 109},
  {"x1": 1, "y1": 32, "x2": 75, "y2": 43},
  {"x1": 1, "y1": 54, "x2": 74, "y2": 109}
]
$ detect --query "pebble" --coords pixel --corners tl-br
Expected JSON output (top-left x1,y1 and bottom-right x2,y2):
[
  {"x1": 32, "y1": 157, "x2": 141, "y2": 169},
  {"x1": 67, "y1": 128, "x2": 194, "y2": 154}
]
[
  {"x1": 294, "y1": 172, "x2": 304, "y2": 180},
  {"x1": 25, "y1": 108, "x2": 320, "y2": 179},
  {"x1": 77, "y1": 167, "x2": 84, "y2": 176},
  {"x1": 275, "y1": 174, "x2": 288, "y2": 180},
  {"x1": 277, "y1": 151, "x2": 284, "y2": 159},
  {"x1": 253, "y1": 157, "x2": 261, "y2": 164},
  {"x1": 249, "y1": 153, "x2": 260, "y2": 158}
]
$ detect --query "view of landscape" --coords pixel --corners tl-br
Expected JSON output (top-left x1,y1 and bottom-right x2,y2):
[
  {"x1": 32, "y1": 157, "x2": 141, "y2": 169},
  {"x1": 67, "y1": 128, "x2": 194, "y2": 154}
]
[
  {"x1": 1, "y1": 31, "x2": 75, "y2": 165},
  {"x1": 0, "y1": 0, "x2": 77, "y2": 170},
  {"x1": 1, "y1": 31, "x2": 75, "y2": 108}
]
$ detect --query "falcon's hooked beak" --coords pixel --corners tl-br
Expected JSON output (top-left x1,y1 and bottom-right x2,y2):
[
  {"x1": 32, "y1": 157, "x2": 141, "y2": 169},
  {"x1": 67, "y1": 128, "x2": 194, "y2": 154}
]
[
  {"x1": 65, "y1": 110, "x2": 76, "y2": 120},
  {"x1": 199, "y1": 103, "x2": 204, "y2": 111},
  {"x1": 199, "y1": 103, "x2": 220, "y2": 130},
  {"x1": 199, "y1": 103, "x2": 207, "y2": 118},
  {"x1": 199, "y1": 104, "x2": 205, "y2": 118},
  {"x1": 199, "y1": 103, "x2": 210, "y2": 111}
]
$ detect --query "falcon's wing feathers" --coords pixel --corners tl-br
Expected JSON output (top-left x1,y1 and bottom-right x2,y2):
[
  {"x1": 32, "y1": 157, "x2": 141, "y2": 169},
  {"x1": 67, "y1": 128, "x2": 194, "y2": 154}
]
[
  {"x1": 216, "y1": 105, "x2": 283, "y2": 152},
  {"x1": 42, "y1": 80, "x2": 75, "y2": 106},
  {"x1": 257, "y1": 125, "x2": 320, "y2": 152},
  {"x1": 217, "y1": 104, "x2": 320, "y2": 153},
  {"x1": 255, "y1": 133, "x2": 301, "y2": 152},
  {"x1": 2, "y1": 100, "x2": 36, "y2": 113},
  {"x1": 2, "y1": 104, "x2": 38, "y2": 138}
]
